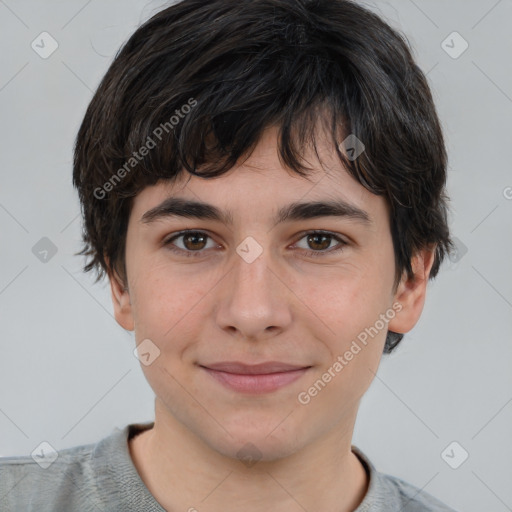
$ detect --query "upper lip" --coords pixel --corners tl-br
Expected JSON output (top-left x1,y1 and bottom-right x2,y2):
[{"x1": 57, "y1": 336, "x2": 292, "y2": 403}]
[{"x1": 200, "y1": 362, "x2": 311, "y2": 375}]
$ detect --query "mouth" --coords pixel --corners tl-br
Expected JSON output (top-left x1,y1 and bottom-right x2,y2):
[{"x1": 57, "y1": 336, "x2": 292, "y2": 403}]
[{"x1": 199, "y1": 361, "x2": 312, "y2": 394}]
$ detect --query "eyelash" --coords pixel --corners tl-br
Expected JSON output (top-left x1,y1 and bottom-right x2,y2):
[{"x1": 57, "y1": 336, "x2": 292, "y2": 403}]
[{"x1": 162, "y1": 230, "x2": 347, "y2": 258}]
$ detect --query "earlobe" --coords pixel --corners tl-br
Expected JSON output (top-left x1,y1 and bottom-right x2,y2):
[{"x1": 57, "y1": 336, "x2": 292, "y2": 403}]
[
  {"x1": 106, "y1": 259, "x2": 134, "y2": 332},
  {"x1": 387, "y1": 246, "x2": 437, "y2": 335}
]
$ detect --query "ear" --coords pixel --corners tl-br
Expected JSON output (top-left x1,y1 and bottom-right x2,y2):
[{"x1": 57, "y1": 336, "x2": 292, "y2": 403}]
[
  {"x1": 105, "y1": 257, "x2": 134, "y2": 332},
  {"x1": 387, "y1": 245, "x2": 437, "y2": 335}
]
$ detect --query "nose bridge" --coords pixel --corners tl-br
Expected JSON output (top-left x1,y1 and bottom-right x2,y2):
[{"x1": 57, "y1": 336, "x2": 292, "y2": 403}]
[
  {"x1": 215, "y1": 237, "x2": 292, "y2": 338},
  {"x1": 231, "y1": 242, "x2": 278, "y2": 307}
]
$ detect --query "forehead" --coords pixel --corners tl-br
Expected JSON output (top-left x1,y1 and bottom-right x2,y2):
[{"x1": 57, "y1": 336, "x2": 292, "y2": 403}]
[{"x1": 129, "y1": 126, "x2": 388, "y2": 230}]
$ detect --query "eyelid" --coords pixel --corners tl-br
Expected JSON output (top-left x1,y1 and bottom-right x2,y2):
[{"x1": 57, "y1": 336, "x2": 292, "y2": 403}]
[
  {"x1": 163, "y1": 229, "x2": 221, "y2": 250},
  {"x1": 292, "y1": 229, "x2": 348, "y2": 244},
  {"x1": 163, "y1": 229, "x2": 348, "y2": 258},
  {"x1": 291, "y1": 230, "x2": 348, "y2": 256},
  {"x1": 164, "y1": 229, "x2": 346, "y2": 246}
]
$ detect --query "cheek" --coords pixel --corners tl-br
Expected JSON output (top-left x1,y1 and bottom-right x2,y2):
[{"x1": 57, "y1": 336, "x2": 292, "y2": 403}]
[
  {"x1": 297, "y1": 283, "x2": 387, "y2": 410},
  {"x1": 129, "y1": 260, "x2": 216, "y2": 348},
  {"x1": 297, "y1": 262, "x2": 388, "y2": 335},
  {"x1": 292, "y1": 258, "x2": 389, "y2": 390},
  {"x1": 129, "y1": 259, "x2": 243, "y2": 380}
]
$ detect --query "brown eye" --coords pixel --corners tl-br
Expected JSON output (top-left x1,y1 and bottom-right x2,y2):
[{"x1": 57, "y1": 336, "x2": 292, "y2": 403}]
[
  {"x1": 294, "y1": 231, "x2": 347, "y2": 257},
  {"x1": 181, "y1": 232, "x2": 208, "y2": 251},
  {"x1": 306, "y1": 233, "x2": 332, "y2": 251},
  {"x1": 164, "y1": 231, "x2": 217, "y2": 257}
]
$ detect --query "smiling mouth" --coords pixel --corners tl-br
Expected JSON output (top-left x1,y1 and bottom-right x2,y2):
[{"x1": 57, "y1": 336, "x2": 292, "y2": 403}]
[{"x1": 199, "y1": 362, "x2": 312, "y2": 394}]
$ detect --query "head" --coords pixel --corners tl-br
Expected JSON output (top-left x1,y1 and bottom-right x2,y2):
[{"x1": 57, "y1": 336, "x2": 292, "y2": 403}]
[{"x1": 72, "y1": 0, "x2": 453, "y2": 459}]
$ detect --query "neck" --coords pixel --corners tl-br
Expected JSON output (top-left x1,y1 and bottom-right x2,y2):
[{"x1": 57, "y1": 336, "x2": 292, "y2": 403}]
[{"x1": 129, "y1": 399, "x2": 369, "y2": 512}]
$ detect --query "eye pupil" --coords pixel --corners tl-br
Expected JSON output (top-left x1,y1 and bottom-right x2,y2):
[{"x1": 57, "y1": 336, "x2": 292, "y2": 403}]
[
  {"x1": 184, "y1": 232, "x2": 207, "y2": 250},
  {"x1": 308, "y1": 233, "x2": 330, "y2": 251}
]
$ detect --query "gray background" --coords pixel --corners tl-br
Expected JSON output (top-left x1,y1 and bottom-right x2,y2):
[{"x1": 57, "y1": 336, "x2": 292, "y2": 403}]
[{"x1": 1, "y1": 1, "x2": 511, "y2": 510}]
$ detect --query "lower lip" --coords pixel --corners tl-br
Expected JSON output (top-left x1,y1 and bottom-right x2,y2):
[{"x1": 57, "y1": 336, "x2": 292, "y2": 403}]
[{"x1": 201, "y1": 367, "x2": 309, "y2": 394}]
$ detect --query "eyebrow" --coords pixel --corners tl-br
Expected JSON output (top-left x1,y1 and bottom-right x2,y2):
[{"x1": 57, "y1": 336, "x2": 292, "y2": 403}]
[{"x1": 140, "y1": 197, "x2": 372, "y2": 227}]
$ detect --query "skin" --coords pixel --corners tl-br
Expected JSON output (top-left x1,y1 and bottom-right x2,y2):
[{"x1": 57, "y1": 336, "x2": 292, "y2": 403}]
[{"x1": 107, "y1": 124, "x2": 436, "y2": 512}]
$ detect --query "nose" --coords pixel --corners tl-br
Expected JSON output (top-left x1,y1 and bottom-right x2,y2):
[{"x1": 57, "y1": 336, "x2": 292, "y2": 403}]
[{"x1": 214, "y1": 243, "x2": 293, "y2": 342}]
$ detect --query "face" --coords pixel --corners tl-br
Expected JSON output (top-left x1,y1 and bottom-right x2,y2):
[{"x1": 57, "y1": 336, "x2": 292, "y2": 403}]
[{"x1": 110, "y1": 125, "x2": 433, "y2": 461}]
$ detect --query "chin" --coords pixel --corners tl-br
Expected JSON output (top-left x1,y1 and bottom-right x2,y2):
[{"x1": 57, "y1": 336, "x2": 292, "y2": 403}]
[
  {"x1": 199, "y1": 415, "x2": 307, "y2": 464},
  {"x1": 212, "y1": 435, "x2": 303, "y2": 464}
]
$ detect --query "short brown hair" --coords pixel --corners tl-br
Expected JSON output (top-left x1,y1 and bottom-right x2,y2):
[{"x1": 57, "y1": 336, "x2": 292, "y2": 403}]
[{"x1": 72, "y1": 0, "x2": 454, "y2": 353}]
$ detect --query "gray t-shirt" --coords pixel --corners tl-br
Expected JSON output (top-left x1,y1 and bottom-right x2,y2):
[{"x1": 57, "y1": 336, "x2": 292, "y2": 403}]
[{"x1": 0, "y1": 422, "x2": 458, "y2": 511}]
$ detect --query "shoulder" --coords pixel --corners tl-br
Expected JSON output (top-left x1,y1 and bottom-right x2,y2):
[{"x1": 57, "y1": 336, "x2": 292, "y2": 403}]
[
  {"x1": 375, "y1": 472, "x2": 459, "y2": 511},
  {"x1": 352, "y1": 446, "x2": 459, "y2": 512},
  {"x1": 0, "y1": 427, "x2": 128, "y2": 511}
]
